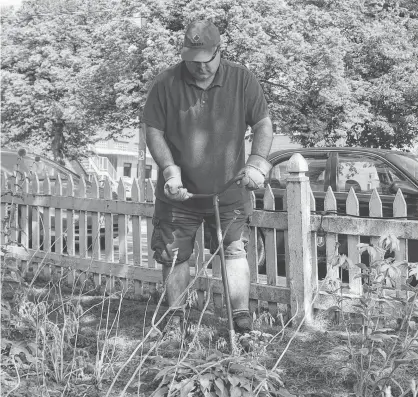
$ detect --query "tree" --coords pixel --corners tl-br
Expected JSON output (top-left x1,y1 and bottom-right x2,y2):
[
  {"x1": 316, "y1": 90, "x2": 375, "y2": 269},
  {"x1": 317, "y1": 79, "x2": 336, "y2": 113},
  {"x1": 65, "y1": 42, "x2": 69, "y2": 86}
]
[
  {"x1": 1, "y1": 0, "x2": 122, "y2": 161},
  {"x1": 2, "y1": 0, "x2": 417, "y2": 158}
]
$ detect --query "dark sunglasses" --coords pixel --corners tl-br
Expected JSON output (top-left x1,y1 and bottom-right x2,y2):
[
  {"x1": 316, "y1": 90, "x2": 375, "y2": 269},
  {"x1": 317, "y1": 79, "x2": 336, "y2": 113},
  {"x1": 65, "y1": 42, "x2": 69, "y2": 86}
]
[{"x1": 190, "y1": 46, "x2": 220, "y2": 65}]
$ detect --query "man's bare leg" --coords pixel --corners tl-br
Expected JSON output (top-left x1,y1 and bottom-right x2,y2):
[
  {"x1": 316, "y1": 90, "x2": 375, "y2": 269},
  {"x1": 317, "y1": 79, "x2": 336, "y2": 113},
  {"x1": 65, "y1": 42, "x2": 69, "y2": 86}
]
[
  {"x1": 161, "y1": 260, "x2": 190, "y2": 333},
  {"x1": 225, "y1": 257, "x2": 252, "y2": 332},
  {"x1": 162, "y1": 260, "x2": 190, "y2": 307}
]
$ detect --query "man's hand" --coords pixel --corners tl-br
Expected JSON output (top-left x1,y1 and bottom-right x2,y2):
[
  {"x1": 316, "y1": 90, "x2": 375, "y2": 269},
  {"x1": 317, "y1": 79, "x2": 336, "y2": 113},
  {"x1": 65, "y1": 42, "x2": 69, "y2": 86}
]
[
  {"x1": 236, "y1": 154, "x2": 272, "y2": 191},
  {"x1": 163, "y1": 165, "x2": 192, "y2": 201}
]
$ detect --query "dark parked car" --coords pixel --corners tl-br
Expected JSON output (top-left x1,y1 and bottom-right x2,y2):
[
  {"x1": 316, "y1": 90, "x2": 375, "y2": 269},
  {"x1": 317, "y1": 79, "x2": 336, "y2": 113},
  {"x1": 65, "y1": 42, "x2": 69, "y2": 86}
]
[
  {"x1": 1, "y1": 149, "x2": 118, "y2": 252},
  {"x1": 255, "y1": 147, "x2": 418, "y2": 278}
]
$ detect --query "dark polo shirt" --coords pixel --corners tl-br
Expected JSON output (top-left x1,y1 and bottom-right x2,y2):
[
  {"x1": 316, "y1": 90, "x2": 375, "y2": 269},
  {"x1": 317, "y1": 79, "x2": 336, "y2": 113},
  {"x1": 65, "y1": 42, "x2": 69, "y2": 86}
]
[{"x1": 142, "y1": 59, "x2": 269, "y2": 213}]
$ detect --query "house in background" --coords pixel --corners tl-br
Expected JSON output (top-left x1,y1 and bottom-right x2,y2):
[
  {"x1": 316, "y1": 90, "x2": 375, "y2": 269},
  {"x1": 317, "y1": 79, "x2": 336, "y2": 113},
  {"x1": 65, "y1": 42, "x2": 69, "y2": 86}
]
[
  {"x1": 82, "y1": 128, "x2": 158, "y2": 198},
  {"x1": 82, "y1": 128, "x2": 299, "y2": 198},
  {"x1": 245, "y1": 133, "x2": 301, "y2": 159}
]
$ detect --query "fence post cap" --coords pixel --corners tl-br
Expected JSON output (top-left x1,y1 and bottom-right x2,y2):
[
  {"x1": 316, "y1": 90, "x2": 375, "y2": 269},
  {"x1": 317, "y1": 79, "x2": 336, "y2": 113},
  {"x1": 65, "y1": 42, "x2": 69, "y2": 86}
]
[{"x1": 286, "y1": 153, "x2": 308, "y2": 173}]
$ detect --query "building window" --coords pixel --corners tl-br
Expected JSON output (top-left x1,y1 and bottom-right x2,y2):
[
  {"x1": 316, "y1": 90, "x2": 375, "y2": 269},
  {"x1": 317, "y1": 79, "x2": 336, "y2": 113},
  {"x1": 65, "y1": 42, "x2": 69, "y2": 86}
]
[
  {"x1": 124, "y1": 162, "x2": 132, "y2": 177},
  {"x1": 145, "y1": 165, "x2": 152, "y2": 179},
  {"x1": 115, "y1": 141, "x2": 127, "y2": 150},
  {"x1": 137, "y1": 165, "x2": 152, "y2": 179}
]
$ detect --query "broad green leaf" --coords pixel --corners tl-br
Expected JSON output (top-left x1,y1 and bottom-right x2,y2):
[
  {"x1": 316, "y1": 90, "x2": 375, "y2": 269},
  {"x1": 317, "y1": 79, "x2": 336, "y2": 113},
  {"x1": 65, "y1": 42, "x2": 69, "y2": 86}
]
[
  {"x1": 372, "y1": 328, "x2": 395, "y2": 334},
  {"x1": 214, "y1": 378, "x2": 228, "y2": 396},
  {"x1": 376, "y1": 348, "x2": 387, "y2": 361},
  {"x1": 240, "y1": 380, "x2": 252, "y2": 392},
  {"x1": 406, "y1": 351, "x2": 418, "y2": 360},
  {"x1": 408, "y1": 321, "x2": 417, "y2": 330},
  {"x1": 408, "y1": 294, "x2": 417, "y2": 303},
  {"x1": 230, "y1": 386, "x2": 242, "y2": 397},
  {"x1": 355, "y1": 262, "x2": 369, "y2": 270},
  {"x1": 369, "y1": 335, "x2": 383, "y2": 343},
  {"x1": 227, "y1": 375, "x2": 241, "y2": 387},
  {"x1": 325, "y1": 306, "x2": 341, "y2": 313},
  {"x1": 180, "y1": 379, "x2": 195, "y2": 397},
  {"x1": 394, "y1": 358, "x2": 416, "y2": 368},
  {"x1": 359, "y1": 348, "x2": 369, "y2": 355},
  {"x1": 152, "y1": 386, "x2": 168, "y2": 397},
  {"x1": 155, "y1": 366, "x2": 173, "y2": 381},
  {"x1": 352, "y1": 304, "x2": 365, "y2": 310},
  {"x1": 370, "y1": 333, "x2": 398, "y2": 341},
  {"x1": 1, "y1": 339, "x2": 37, "y2": 363},
  {"x1": 276, "y1": 388, "x2": 298, "y2": 397},
  {"x1": 229, "y1": 363, "x2": 246, "y2": 373},
  {"x1": 199, "y1": 373, "x2": 214, "y2": 390}
]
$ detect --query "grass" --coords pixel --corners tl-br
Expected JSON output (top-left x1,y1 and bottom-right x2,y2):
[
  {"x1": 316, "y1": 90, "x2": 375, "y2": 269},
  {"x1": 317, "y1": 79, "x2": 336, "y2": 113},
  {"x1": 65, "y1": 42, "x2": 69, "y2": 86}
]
[
  {"x1": 1, "y1": 232, "x2": 417, "y2": 397},
  {"x1": 1, "y1": 270, "x2": 417, "y2": 397}
]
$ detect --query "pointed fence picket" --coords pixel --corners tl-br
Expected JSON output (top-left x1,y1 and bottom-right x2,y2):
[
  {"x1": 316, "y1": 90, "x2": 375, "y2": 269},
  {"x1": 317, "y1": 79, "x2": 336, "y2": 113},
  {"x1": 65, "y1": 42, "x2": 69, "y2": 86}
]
[
  {"x1": 103, "y1": 178, "x2": 114, "y2": 263},
  {"x1": 66, "y1": 175, "x2": 76, "y2": 286},
  {"x1": 43, "y1": 177, "x2": 52, "y2": 254},
  {"x1": 369, "y1": 189, "x2": 383, "y2": 249},
  {"x1": 31, "y1": 174, "x2": 40, "y2": 251},
  {"x1": 77, "y1": 177, "x2": 88, "y2": 261},
  {"x1": 145, "y1": 179, "x2": 157, "y2": 297},
  {"x1": 324, "y1": 187, "x2": 339, "y2": 281},
  {"x1": 393, "y1": 190, "x2": 408, "y2": 297},
  {"x1": 264, "y1": 185, "x2": 278, "y2": 317},
  {"x1": 346, "y1": 188, "x2": 362, "y2": 295},
  {"x1": 20, "y1": 173, "x2": 30, "y2": 251},
  {"x1": 55, "y1": 175, "x2": 64, "y2": 256},
  {"x1": 309, "y1": 188, "x2": 318, "y2": 289},
  {"x1": 117, "y1": 178, "x2": 128, "y2": 265},
  {"x1": 2, "y1": 152, "x2": 417, "y2": 323},
  {"x1": 247, "y1": 192, "x2": 259, "y2": 314},
  {"x1": 131, "y1": 178, "x2": 143, "y2": 295},
  {"x1": 9, "y1": 173, "x2": 18, "y2": 244},
  {"x1": 66, "y1": 175, "x2": 75, "y2": 257}
]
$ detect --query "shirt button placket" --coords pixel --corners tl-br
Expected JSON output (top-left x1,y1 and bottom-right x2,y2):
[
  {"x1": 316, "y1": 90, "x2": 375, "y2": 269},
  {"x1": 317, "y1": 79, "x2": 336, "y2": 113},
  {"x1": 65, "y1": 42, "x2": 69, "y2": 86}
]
[{"x1": 201, "y1": 91, "x2": 207, "y2": 106}]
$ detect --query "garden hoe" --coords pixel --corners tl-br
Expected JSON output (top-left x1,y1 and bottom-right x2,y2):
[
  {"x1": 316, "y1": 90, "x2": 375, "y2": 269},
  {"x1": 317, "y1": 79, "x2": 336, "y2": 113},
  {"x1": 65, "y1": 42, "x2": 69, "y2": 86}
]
[{"x1": 188, "y1": 175, "x2": 243, "y2": 353}]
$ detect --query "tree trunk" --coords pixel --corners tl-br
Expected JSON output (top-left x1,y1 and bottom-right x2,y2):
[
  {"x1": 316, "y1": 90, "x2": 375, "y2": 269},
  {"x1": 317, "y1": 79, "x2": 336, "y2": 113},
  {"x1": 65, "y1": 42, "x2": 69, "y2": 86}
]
[{"x1": 51, "y1": 120, "x2": 65, "y2": 165}]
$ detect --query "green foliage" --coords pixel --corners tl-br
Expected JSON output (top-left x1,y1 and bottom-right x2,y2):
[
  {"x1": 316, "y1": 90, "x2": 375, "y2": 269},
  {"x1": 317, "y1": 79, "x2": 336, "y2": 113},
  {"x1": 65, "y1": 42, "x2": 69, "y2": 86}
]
[
  {"x1": 150, "y1": 351, "x2": 284, "y2": 397},
  {"x1": 2, "y1": 0, "x2": 418, "y2": 159},
  {"x1": 325, "y1": 232, "x2": 418, "y2": 397}
]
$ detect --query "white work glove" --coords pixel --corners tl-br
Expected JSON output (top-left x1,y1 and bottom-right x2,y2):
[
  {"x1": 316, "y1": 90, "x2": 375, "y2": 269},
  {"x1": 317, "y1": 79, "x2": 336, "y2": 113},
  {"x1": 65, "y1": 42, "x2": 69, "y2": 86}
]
[
  {"x1": 236, "y1": 154, "x2": 272, "y2": 191},
  {"x1": 163, "y1": 165, "x2": 192, "y2": 201}
]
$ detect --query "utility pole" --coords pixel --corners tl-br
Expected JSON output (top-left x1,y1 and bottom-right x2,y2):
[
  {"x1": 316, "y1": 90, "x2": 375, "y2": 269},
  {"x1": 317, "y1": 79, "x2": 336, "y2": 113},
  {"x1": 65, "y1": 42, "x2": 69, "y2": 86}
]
[
  {"x1": 129, "y1": 13, "x2": 147, "y2": 202},
  {"x1": 138, "y1": 122, "x2": 146, "y2": 202}
]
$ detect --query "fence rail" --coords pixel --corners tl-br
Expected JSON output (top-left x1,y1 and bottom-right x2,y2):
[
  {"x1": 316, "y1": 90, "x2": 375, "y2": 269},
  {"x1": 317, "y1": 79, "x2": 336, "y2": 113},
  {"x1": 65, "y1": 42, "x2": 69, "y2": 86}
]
[{"x1": 2, "y1": 154, "x2": 417, "y2": 323}]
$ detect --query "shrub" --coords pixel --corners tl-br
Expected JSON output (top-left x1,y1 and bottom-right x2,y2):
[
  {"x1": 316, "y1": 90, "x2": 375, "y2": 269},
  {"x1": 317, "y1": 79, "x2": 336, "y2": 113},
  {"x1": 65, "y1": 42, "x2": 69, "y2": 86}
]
[{"x1": 325, "y1": 233, "x2": 418, "y2": 397}]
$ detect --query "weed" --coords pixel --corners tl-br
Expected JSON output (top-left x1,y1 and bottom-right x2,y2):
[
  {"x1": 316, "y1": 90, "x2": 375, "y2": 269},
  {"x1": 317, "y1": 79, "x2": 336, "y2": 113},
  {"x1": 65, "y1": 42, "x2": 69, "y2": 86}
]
[
  {"x1": 325, "y1": 232, "x2": 418, "y2": 397},
  {"x1": 150, "y1": 352, "x2": 284, "y2": 397},
  {"x1": 93, "y1": 286, "x2": 126, "y2": 390}
]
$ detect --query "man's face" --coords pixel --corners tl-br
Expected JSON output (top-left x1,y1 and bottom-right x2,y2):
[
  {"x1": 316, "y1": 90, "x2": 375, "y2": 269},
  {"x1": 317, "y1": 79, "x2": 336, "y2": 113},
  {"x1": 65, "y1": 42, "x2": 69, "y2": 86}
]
[{"x1": 185, "y1": 47, "x2": 221, "y2": 82}]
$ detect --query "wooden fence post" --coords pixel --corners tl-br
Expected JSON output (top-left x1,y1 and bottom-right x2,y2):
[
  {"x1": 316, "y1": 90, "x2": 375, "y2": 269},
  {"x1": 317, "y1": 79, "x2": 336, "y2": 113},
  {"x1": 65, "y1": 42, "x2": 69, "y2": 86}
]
[{"x1": 286, "y1": 153, "x2": 313, "y2": 324}]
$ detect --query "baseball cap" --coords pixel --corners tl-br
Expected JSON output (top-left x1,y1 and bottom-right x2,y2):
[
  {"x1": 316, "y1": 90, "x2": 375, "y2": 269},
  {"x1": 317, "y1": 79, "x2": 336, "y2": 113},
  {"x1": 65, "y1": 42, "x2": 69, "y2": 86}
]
[{"x1": 181, "y1": 20, "x2": 220, "y2": 62}]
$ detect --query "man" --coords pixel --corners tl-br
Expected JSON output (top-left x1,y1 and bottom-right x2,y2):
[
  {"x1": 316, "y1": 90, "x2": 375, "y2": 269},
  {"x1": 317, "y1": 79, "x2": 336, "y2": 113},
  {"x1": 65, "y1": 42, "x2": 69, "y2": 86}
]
[{"x1": 143, "y1": 20, "x2": 273, "y2": 334}]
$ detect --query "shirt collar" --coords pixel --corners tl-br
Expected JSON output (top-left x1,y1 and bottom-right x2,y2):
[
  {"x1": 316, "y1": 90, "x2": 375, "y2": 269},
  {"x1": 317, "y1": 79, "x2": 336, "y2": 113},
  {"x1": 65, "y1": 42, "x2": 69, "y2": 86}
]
[{"x1": 181, "y1": 59, "x2": 225, "y2": 88}]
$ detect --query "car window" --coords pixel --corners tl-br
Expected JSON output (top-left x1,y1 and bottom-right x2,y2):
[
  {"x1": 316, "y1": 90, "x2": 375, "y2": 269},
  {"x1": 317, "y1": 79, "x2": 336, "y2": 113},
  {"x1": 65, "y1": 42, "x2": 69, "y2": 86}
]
[
  {"x1": 388, "y1": 153, "x2": 418, "y2": 180},
  {"x1": 1, "y1": 152, "x2": 83, "y2": 195},
  {"x1": 269, "y1": 153, "x2": 329, "y2": 192},
  {"x1": 337, "y1": 153, "x2": 409, "y2": 194},
  {"x1": 2, "y1": 153, "x2": 67, "y2": 181}
]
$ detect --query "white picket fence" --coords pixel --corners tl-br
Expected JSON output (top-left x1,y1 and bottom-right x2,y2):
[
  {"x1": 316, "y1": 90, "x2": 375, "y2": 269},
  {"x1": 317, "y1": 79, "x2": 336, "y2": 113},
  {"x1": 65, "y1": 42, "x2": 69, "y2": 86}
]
[{"x1": 2, "y1": 153, "x2": 417, "y2": 322}]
